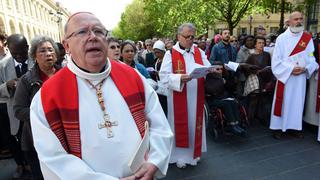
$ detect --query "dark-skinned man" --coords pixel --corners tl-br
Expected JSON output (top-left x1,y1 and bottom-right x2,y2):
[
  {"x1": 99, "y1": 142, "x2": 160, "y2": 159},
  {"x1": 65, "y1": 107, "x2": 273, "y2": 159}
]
[{"x1": 0, "y1": 34, "x2": 34, "y2": 178}]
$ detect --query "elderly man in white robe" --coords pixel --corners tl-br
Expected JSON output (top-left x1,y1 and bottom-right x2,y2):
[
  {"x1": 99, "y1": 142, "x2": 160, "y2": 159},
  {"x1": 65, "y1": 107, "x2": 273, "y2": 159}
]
[
  {"x1": 30, "y1": 12, "x2": 173, "y2": 180},
  {"x1": 159, "y1": 23, "x2": 212, "y2": 168},
  {"x1": 270, "y1": 11, "x2": 318, "y2": 139}
]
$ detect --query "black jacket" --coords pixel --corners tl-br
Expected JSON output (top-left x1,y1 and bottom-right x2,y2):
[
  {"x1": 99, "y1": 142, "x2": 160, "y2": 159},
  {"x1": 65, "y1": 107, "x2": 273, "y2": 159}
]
[{"x1": 13, "y1": 64, "x2": 60, "y2": 151}]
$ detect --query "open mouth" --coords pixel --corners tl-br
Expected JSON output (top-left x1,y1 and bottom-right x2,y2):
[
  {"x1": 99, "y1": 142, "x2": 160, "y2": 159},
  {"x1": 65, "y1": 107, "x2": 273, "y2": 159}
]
[{"x1": 86, "y1": 47, "x2": 102, "y2": 53}]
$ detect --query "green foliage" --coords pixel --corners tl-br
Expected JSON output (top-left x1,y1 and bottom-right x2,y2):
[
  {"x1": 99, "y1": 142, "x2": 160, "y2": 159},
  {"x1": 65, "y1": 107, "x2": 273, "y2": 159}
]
[
  {"x1": 143, "y1": 0, "x2": 215, "y2": 37},
  {"x1": 113, "y1": 0, "x2": 315, "y2": 40},
  {"x1": 206, "y1": 0, "x2": 258, "y2": 32},
  {"x1": 112, "y1": 0, "x2": 156, "y2": 41}
]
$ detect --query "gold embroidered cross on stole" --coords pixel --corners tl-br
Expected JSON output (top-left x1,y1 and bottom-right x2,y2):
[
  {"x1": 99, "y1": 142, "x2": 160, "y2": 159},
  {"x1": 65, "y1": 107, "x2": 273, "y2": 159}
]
[{"x1": 174, "y1": 60, "x2": 184, "y2": 73}]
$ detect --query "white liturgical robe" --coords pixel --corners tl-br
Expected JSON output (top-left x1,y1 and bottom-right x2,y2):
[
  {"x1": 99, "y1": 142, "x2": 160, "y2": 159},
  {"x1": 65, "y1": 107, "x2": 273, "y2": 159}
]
[
  {"x1": 30, "y1": 59, "x2": 173, "y2": 179},
  {"x1": 159, "y1": 43, "x2": 211, "y2": 165},
  {"x1": 270, "y1": 29, "x2": 318, "y2": 131}
]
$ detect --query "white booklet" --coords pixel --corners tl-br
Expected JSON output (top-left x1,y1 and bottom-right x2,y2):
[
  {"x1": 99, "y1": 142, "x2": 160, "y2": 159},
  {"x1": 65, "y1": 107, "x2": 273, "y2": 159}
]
[
  {"x1": 289, "y1": 52, "x2": 306, "y2": 67},
  {"x1": 224, "y1": 61, "x2": 239, "y2": 72},
  {"x1": 189, "y1": 65, "x2": 220, "y2": 79},
  {"x1": 128, "y1": 121, "x2": 150, "y2": 173}
]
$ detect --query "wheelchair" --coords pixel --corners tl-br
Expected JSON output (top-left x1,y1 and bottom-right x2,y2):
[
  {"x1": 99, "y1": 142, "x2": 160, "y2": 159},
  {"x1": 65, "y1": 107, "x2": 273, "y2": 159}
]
[{"x1": 205, "y1": 97, "x2": 249, "y2": 140}]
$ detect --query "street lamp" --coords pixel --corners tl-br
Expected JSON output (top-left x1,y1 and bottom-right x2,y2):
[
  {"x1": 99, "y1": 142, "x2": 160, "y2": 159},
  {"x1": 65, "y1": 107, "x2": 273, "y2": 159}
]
[{"x1": 49, "y1": 2, "x2": 63, "y2": 41}]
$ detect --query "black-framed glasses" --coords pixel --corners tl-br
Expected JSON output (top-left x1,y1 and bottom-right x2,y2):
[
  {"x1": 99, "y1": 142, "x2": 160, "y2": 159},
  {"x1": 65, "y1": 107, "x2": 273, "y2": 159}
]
[
  {"x1": 110, "y1": 45, "x2": 120, "y2": 49},
  {"x1": 230, "y1": 40, "x2": 238, "y2": 43},
  {"x1": 180, "y1": 34, "x2": 195, "y2": 40},
  {"x1": 65, "y1": 27, "x2": 108, "y2": 39}
]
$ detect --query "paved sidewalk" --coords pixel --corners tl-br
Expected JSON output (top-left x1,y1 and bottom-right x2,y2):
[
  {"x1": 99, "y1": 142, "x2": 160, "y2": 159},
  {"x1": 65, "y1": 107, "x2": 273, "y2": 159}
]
[
  {"x1": 164, "y1": 124, "x2": 320, "y2": 180},
  {"x1": 1, "y1": 124, "x2": 319, "y2": 180}
]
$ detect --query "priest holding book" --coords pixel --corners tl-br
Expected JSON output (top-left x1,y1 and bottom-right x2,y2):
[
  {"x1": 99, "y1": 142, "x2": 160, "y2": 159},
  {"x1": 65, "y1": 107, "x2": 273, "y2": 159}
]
[
  {"x1": 30, "y1": 12, "x2": 173, "y2": 180},
  {"x1": 270, "y1": 11, "x2": 318, "y2": 139},
  {"x1": 159, "y1": 23, "x2": 211, "y2": 168}
]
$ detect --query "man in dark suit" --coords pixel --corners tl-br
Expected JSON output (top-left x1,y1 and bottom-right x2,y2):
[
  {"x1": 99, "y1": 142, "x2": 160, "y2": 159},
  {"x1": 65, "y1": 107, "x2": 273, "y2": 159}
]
[{"x1": 0, "y1": 34, "x2": 34, "y2": 179}]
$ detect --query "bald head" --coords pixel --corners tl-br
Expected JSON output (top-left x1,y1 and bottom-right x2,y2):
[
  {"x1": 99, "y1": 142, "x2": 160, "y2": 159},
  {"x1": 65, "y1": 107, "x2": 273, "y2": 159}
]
[
  {"x1": 62, "y1": 12, "x2": 108, "y2": 73},
  {"x1": 289, "y1": 11, "x2": 302, "y2": 20},
  {"x1": 7, "y1": 34, "x2": 27, "y2": 48},
  {"x1": 7, "y1": 34, "x2": 29, "y2": 63},
  {"x1": 64, "y1": 12, "x2": 98, "y2": 38}
]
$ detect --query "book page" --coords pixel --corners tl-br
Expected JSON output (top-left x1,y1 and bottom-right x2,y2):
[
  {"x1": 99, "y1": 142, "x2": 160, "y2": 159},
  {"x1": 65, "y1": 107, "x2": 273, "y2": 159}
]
[
  {"x1": 289, "y1": 52, "x2": 306, "y2": 67},
  {"x1": 128, "y1": 121, "x2": 150, "y2": 173}
]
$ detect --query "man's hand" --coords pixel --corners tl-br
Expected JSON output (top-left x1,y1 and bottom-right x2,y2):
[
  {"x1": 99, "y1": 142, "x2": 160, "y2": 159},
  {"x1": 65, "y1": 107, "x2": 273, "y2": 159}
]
[
  {"x1": 181, "y1": 74, "x2": 192, "y2": 83},
  {"x1": 6, "y1": 79, "x2": 18, "y2": 90},
  {"x1": 292, "y1": 67, "x2": 305, "y2": 75},
  {"x1": 134, "y1": 162, "x2": 158, "y2": 180}
]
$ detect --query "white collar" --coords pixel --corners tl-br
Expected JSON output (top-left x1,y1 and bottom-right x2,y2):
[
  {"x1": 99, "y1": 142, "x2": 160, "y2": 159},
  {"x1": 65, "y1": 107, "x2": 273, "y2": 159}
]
[
  {"x1": 14, "y1": 59, "x2": 28, "y2": 67},
  {"x1": 67, "y1": 57, "x2": 111, "y2": 81},
  {"x1": 173, "y1": 42, "x2": 195, "y2": 55}
]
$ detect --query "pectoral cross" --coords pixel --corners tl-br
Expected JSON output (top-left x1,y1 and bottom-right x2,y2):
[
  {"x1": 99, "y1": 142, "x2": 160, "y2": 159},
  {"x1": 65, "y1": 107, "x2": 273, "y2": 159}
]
[
  {"x1": 175, "y1": 60, "x2": 184, "y2": 73},
  {"x1": 98, "y1": 113, "x2": 118, "y2": 138}
]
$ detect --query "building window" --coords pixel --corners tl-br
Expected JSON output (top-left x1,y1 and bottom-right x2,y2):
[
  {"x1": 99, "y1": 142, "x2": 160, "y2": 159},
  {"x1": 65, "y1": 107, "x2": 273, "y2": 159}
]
[
  {"x1": 6, "y1": 0, "x2": 12, "y2": 9},
  {"x1": 15, "y1": 0, "x2": 20, "y2": 12},
  {"x1": 240, "y1": 28, "x2": 247, "y2": 35},
  {"x1": 253, "y1": 27, "x2": 259, "y2": 36},
  {"x1": 270, "y1": 27, "x2": 278, "y2": 34}
]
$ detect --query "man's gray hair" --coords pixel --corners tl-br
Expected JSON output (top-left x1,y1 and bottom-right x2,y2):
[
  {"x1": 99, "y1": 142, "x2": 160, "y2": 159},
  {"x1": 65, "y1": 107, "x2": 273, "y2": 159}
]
[
  {"x1": 289, "y1": 11, "x2": 303, "y2": 20},
  {"x1": 177, "y1": 23, "x2": 196, "y2": 34},
  {"x1": 29, "y1": 35, "x2": 59, "y2": 60}
]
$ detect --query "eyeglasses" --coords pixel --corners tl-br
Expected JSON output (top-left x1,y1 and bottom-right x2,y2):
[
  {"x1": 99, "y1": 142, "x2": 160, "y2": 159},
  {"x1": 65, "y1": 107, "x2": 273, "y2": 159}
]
[
  {"x1": 145, "y1": 44, "x2": 152, "y2": 46},
  {"x1": 180, "y1": 34, "x2": 195, "y2": 40},
  {"x1": 65, "y1": 27, "x2": 108, "y2": 39},
  {"x1": 230, "y1": 40, "x2": 238, "y2": 43},
  {"x1": 110, "y1": 45, "x2": 120, "y2": 50}
]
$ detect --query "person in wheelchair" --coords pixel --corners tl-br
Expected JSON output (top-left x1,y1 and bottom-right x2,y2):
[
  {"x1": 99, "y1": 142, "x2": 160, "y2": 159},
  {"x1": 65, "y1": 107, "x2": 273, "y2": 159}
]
[{"x1": 205, "y1": 62, "x2": 246, "y2": 135}]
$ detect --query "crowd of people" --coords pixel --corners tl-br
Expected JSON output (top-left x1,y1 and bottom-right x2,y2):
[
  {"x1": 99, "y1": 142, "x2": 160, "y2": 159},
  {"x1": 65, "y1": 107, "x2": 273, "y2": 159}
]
[{"x1": 0, "y1": 10, "x2": 319, "y2": 180}]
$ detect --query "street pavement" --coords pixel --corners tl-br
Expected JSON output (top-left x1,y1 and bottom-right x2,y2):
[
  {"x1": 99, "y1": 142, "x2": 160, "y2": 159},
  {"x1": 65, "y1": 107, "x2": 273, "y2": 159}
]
[
  {"x1": 1, "y1": 123, "x2": 320, "y2": 180},
  {"x1": 164, "y1": 123, "x2": 320, "y2": 180}
]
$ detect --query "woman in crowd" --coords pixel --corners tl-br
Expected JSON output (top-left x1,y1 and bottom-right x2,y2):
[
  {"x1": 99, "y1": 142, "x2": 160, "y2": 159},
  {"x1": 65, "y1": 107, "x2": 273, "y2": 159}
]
[
  {"x1": 152, "y1": 40, "x2": 168, "y2": 115},
  {"x1": 13, "y1": 36, "x2": 60, "y2": 180},
  {"x1": 230, "y1": 36, "x2": 239, "y2": 51},
  {"x1": 120, "y1": 40, "x2": 151, "y2": 79},
  {"x1": 107, "y1": 37, "x2": 121, "y2": 62},
  {"x1": 243, "y1": 36, "x2": 274, "y2": 125}
]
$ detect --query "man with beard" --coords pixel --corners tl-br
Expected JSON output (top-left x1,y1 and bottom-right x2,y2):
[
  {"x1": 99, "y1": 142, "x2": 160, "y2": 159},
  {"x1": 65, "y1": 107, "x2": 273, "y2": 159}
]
[
  {"x1": 270, "y1": 11, "x2": 318, "y2": 139},
  {"x1": 209, "y1": 29, "x2": 237, "y2": 64}
]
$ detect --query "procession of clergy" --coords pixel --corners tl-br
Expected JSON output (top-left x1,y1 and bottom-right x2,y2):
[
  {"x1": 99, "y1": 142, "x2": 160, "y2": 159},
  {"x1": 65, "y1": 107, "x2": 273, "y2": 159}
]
[{"x1": 0, "y1": 10, "x2": 320, "y2": 180}]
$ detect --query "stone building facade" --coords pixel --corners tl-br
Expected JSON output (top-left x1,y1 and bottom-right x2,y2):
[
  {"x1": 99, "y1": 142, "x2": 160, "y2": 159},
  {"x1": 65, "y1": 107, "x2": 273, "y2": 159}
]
[{"x1": 0, "y1": 0, "x2": 70, "y2": 42}]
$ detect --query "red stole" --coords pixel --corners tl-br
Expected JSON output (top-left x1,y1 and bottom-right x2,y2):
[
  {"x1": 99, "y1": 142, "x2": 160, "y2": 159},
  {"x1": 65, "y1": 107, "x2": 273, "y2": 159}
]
[
  {"x1": 41, "y1": 61, "x2": 146, "y2": 158},
  {"x1": 172, "y1": 47, "x2": 205, "y2": 158},
  {"x1": 316, "y1": 43, "x2": 320, "y2": 112},
  {"x1": 274, "y1": 32, "x2": 312, "y2": 116}
]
